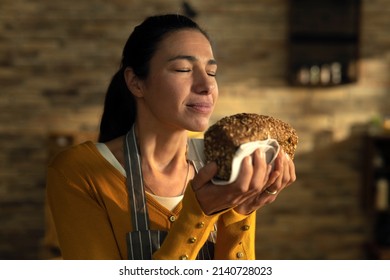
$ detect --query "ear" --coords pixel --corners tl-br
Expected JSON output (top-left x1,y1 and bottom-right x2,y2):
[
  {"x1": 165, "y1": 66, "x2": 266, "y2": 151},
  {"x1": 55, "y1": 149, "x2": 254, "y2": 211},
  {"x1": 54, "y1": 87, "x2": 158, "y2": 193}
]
[{"x1": 124, "y1": 67, "x2": 144, "y2": 98}]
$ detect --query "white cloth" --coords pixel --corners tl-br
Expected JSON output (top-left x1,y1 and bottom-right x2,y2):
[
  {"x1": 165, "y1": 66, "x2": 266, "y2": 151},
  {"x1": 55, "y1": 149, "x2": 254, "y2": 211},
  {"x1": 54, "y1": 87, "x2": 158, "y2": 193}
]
[
  {"x1": 212, "y1": 139, "x2": 280, "y2": 185},
  {"x1": 187, "y1": 138, "x2": 280, "y2": 185}
]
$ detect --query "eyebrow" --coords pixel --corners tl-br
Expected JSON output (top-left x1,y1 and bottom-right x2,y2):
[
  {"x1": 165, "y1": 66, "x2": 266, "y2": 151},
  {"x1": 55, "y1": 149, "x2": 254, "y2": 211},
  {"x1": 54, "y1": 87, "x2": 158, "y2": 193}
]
[{"x1": 168, "y1": 55, "x2": 217, "y2": 65}]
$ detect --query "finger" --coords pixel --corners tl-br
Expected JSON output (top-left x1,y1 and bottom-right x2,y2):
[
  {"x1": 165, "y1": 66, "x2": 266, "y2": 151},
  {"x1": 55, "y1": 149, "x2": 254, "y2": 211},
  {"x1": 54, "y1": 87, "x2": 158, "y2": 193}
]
[
  {"x1": 270, "y1": 152, "x2": 294, "y2": 192},
  {"x1": 264, "y1": 153, "x2": 287, "y2": 193},
  {"x1": 264, "y1": 152, "x2": 282, "y2": 187},
  {"x1": 231, "y1": 155, "x2": 254, "y2": 193},
  {"x1": 250, "y1": 149, "x2": 269, "y2": 191},
  {"x1": 286, "y1": 153, "x2": 296, "y2": 186},
  {"x1": 192, "y1": 161, "x2": 218, "y2": 191},
  {"x1": 263, "y1": 164, "x2": 273, "y2": 185},
  {"x1": 280, "y1": 154, "x2": 291, "y2": 187}
]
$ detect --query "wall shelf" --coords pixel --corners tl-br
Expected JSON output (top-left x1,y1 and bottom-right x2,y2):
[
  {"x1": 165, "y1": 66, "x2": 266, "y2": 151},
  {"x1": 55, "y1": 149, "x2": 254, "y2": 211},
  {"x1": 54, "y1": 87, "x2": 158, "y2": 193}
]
[{"x1": 288, "y1": 0, "x2": 361, "y2": 87}]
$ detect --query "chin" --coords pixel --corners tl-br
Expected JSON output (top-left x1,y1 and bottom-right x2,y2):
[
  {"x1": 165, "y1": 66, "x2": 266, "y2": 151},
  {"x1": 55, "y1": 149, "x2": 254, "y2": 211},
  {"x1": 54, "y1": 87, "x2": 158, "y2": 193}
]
[
  {"x1": 187, "y1": 121, "x2": 209, "y2": 133},
  {"x1": 181, "y1": 113, "x2": 211, "y2": 132}
]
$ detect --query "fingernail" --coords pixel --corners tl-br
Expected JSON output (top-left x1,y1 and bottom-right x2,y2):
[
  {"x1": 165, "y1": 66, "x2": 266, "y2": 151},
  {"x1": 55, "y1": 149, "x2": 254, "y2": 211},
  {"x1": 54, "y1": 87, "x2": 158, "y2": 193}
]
[{"x1": 285, "y1": 152, "x2": 290, "y2": 161}]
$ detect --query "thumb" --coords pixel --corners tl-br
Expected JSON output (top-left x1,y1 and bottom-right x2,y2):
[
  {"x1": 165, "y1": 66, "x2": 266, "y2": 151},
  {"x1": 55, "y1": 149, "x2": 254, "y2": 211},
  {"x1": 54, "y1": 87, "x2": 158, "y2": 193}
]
[{"x1": 192, "y1": 161, "x2": 218, "y2": 191}]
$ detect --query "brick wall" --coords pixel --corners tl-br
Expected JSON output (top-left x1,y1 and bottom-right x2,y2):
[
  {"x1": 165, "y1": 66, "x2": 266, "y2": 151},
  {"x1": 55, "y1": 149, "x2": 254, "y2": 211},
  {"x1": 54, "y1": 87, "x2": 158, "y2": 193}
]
[{"x1": 1, "y1": 0, "x2": 389, "y2": 259}]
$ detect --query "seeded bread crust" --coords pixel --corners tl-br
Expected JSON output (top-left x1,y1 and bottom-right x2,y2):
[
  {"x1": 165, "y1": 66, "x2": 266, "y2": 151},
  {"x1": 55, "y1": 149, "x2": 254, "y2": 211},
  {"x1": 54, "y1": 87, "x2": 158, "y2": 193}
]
[{"x1": 204, "y1": 113, "x2": 298, "y2": 181}]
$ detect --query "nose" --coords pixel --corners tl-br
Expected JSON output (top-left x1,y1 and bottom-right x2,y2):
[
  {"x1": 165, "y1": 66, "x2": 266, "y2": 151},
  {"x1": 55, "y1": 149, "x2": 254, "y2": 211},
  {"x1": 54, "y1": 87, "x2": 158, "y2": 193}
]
[{"x1": 192, "y1": 70, "x2": 217, "y2": 95}]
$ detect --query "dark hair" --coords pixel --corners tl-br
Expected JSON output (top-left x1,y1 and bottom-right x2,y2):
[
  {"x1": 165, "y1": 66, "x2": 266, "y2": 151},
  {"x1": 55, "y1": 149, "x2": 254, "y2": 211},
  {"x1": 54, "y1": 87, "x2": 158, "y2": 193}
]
[{"x1": 98, "y1": 14, "x2": 210, "y2": 142}]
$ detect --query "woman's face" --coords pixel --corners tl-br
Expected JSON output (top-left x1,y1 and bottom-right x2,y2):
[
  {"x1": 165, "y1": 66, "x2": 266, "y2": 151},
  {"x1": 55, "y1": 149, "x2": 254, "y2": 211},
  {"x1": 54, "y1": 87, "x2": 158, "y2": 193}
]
[{"x1": 137, "y1": 29, "x2": 218, "y2": 132}]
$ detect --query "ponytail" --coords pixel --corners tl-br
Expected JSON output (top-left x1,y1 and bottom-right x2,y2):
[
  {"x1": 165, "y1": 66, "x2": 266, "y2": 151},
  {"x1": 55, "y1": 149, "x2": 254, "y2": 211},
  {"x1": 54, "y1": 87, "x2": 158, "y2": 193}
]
[{"x1": 98, "y1": 68, "x2": 136, "y2": 142}]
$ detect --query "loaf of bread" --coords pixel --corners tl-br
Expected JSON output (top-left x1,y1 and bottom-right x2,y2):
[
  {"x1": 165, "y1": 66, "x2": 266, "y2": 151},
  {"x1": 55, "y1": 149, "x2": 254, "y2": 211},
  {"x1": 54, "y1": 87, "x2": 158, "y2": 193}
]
[{"x1": 204, "y1": 113, "x2": 298, "y2": 181}]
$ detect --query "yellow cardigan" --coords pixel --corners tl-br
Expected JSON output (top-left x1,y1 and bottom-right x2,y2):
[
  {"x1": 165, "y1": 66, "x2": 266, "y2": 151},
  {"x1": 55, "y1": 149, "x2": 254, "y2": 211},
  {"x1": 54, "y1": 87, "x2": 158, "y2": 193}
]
[{"x1": 46, "y1": 141, "x2": 256, "y2": 260}]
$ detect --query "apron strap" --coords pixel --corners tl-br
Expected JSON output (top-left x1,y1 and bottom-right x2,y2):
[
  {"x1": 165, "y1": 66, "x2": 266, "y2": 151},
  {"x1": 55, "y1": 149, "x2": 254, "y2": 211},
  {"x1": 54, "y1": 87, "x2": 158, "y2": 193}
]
[{"x1": 123, "y1": 126, "x2": 150, "y2": 232}]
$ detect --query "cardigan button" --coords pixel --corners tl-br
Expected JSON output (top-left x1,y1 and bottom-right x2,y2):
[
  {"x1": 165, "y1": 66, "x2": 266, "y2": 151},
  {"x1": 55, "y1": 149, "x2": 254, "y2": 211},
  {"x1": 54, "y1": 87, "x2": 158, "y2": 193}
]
[
  {"x1": 197, "y1": 222, "x2": 205, "y2": 228},
  {"x1": 179, "y1": 254, "x2": 189, "y2": 260},
  {"x1": 189, "y1": 237, "x2": 197, "y2": 243},
  {"x1": 236, "y1": 252, "x2": 244, "y2": 258},
  {"x1": 241, "y1": 225, "x2": 250, "y2": 231},
  {"x1": 169, "y1": 215, "x2": 176, "y2": 222}
]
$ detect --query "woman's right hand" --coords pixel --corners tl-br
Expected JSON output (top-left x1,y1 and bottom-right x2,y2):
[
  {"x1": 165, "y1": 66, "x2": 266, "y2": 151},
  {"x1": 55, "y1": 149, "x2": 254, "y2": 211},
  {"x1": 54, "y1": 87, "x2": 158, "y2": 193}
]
[{"x1": 191, "y1": 149, "x2": 271, "y2": 215}]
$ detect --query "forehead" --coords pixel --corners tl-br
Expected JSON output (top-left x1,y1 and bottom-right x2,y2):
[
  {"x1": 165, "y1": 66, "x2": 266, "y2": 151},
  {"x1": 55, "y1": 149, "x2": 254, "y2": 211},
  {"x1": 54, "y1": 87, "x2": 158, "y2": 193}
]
[{"x1": 156, "y1": 29, "x2": 214, "y2": 58}]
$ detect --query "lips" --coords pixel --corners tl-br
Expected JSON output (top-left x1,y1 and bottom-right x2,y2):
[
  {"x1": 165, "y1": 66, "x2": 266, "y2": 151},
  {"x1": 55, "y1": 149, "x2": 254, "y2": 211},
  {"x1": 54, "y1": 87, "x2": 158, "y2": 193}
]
[{"x1": 186, "y1": 102, "x2": 213, "y2": 114}]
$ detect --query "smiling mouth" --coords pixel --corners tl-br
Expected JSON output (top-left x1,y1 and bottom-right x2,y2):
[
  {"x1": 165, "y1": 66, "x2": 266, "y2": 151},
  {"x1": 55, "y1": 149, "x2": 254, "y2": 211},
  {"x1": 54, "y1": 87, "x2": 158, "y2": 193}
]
[{"x1": 187, "y1": 102, "x2": 213, "y2": 113}]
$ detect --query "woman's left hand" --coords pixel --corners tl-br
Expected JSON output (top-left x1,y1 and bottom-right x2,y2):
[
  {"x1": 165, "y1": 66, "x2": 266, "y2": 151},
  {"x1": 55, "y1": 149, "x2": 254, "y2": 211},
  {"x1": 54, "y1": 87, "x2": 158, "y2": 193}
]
[{"x1": 234, "y1": 149, "x2": 296, "y2": 215}]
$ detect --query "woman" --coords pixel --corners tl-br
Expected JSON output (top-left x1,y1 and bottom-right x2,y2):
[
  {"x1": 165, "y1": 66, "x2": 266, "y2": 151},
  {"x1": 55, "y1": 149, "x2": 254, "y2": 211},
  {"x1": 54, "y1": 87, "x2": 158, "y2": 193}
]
[{"x1": 46, "y1": 14, "x2": 296, "y2": 260}]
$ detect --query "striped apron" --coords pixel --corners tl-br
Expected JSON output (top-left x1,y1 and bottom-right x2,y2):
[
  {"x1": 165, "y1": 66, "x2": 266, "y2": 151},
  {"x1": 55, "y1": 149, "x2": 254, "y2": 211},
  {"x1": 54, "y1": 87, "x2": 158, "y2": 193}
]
[{"x1": 124, "y1": 126, "x2": 215, "y2": 260}]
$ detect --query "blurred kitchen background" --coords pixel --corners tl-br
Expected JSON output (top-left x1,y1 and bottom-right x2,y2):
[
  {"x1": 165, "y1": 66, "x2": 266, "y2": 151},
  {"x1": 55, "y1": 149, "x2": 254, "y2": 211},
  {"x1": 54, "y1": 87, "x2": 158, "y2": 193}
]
[{"x1": 1, "y1": 0, "x2": 390, "y2": 260}]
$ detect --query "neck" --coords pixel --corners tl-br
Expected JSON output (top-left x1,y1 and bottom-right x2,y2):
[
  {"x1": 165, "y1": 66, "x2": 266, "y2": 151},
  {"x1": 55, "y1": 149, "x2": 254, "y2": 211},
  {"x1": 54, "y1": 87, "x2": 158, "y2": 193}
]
[
  {"x1": 134, "y1": 122, "x2": 192, "y2": 197},
  {"x1": 134, "y1": 121, "x2": 189, "y2": 171}
]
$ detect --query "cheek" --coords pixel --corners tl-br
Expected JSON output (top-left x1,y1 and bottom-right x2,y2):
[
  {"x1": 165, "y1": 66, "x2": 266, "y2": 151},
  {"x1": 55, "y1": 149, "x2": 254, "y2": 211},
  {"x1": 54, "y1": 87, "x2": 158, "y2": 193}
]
[
  {"x1": 145, "y1": 82, "x2": 184, "y2": 111},
  {"x1": 159, "y1": 78, "x2": 188, "y2": 102},
  {"x1": 149, "y1": 73, "x2": 185, "y2": 93},
  {"x1": 211, "y1": 85, "x2": 219, "y2": 105}
]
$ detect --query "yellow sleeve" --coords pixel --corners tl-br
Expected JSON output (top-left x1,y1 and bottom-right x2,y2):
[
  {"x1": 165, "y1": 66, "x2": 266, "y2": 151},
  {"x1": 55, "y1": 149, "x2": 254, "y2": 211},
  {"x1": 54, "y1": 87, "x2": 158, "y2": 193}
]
[
  {"x1": 214, "y1": 210, "x2": 257, "y2": 260},
  {"x1": 46, "y1": 166, "x2": 122, "y2": 259},
  {"x1": 153, "y1": 184, "x2": 224, "y2": 260}
]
